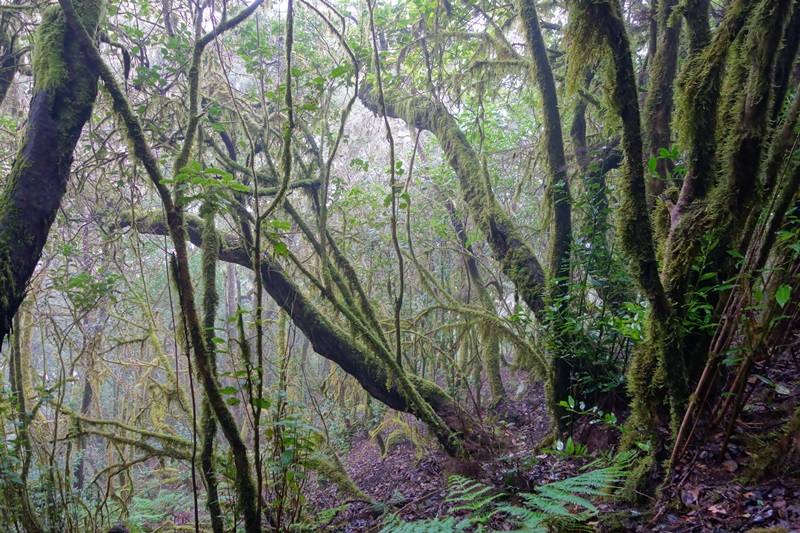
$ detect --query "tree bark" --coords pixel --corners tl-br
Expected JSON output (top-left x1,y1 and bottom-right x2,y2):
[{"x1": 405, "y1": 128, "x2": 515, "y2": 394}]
[
  {"x1": 644, "y1": 0, "x2": 681, "y2": 200},
  {"x1": 359, "y1": 88, "x2": 548, "y2": 315},
  {"x1": 0, "y1": 0, "x2": 103, "y2": 345},
  {"x1": 518, "y1": 0, "x2": 574, "y2": 427},
  {"x1": 0, "y1": 25, "x2": 21, "y2": 107},
  {"x1": 122, "y1": 212, "x2": 488, "y2": 452}
]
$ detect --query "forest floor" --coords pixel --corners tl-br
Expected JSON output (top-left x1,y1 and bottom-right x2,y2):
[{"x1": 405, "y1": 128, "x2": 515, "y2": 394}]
[{"x1": 310, "y1": 357, "x2": 800, "y2": 532}]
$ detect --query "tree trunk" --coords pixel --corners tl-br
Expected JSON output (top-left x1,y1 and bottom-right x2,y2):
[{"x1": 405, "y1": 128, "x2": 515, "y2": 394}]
[
  {"x1": 200, "y1": 211, "x2": 224, "y2": 533},
  {"x1": 125, "y1": 212, "x2": 489, "y2": 453},
  {"x1": 444, "y1": 199, "x2": 507, "y2": 405},
  {"x1": 0, "y1": 0, "x2": 103, "y2": 345},
  {"x1": 643, "y1": 0, "x2": 681, "y2": 200},
  {"x1": 518, "y1": 0, "x2": 573, "y2": 428},
  {"x1": 0, "y1": 25, "x2": 21, "y2": 108},
  {"x1": 359, "y1": 88, "x2": 548, "y2": 315}
]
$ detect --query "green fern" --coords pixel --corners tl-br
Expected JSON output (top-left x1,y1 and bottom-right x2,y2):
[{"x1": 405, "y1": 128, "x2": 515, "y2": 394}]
[
  {"x1": 379, "y1": 515, "x2": 460, "y2": 532},
  {"x1": 446, "y1": 475, "x2": 502, "y2": 513},
  {"x1": 504, "y1": 451, "x2": 632, "y2": 532},
  {"x1": 377, "y1": 452, "x2": 632, "y2": 532}
]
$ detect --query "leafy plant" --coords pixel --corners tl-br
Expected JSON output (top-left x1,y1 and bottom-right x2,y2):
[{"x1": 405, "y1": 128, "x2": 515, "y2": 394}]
[
  {"x1": 543, "y1": 436, "x2": 589, "y2": 458},
  {"x1": 264, "y1": 396, "x2": 325, "y2": 529},
  {"x1": 558, "y1": 395, "x2": 621, "y2": 431},
  {"x1": 379, "y1": 456, "x2": 630, "y2": 532}
]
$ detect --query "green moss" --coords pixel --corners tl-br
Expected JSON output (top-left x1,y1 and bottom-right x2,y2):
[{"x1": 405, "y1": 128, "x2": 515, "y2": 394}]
[
  {"x1": 32, "y1": 7, "x2": 69, "y2": 93},
  {"x1": 674, "y1": 0, "x2": 753, "y2": 203},
  {"x1": 653, "y1": 189, "x2": 678, "y2": 263},
  {"x1": 619, "y1": 438, "x2": 657, "y2": 501},
  {"x1": 201, "y1": 208, "x2": 220, "y2": 354},
  {"x1": 564, "y1": 1, "x2": 609, "y2": 96},
  {"x1": 308, "y1": 453, "x2": 372, "y2": 502},
  {"x1": 200, "y1": 209, "x2": 224, "y2": 533}
]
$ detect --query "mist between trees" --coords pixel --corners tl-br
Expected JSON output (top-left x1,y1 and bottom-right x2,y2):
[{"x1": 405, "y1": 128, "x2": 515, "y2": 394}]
[{"x1": 0, "y1": 0, "x2": 798, "y2": 530}]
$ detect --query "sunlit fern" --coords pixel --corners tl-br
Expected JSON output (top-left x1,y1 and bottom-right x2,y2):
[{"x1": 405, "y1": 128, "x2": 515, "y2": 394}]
[{"x1": 378, "y1": 450, "x2": 634, "y2": 532}]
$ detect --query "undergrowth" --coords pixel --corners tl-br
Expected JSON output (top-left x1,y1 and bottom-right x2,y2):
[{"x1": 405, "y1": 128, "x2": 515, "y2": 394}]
[{"x1": 379, "y1": 451, "x2": 634, "y2": 532}]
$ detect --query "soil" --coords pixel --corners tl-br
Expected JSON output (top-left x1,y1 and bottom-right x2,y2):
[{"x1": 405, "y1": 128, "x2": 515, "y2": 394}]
[{"x1": 308, "y1": 358, "x2": 800, "y2": 532}]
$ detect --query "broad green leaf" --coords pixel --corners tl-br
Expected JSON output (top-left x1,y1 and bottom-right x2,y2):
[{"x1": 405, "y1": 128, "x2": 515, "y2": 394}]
[
  {"x1": 273, "y1": 241, "x2": 289, "y2": 257},
  {"x1": 330, "y1": 65, "x2": 348, "y2": 78},
  {"x1": 251, "y1": 397, "x2": 270, "y2": 409},
  {"x1": 776, "y1": 284, "x2": 791, "y2": 308}
]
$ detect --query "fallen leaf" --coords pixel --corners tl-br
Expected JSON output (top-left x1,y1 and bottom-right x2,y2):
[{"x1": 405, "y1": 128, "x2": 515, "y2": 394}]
[
  {"x1": 708, "y1": 504, "x2": 728, "y2": 516},
  {"x1": 682, "y1": 486, "x2": 700, "y2": 506},
  {"x1": 775, "y1": 383, "x2": 791, "y2": 395}
]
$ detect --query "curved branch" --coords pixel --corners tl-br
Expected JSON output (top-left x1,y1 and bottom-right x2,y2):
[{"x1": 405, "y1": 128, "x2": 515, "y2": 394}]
[
  {"x1": 119, "y1": 211, "x2": 489, "y2": 454},
  {"x1": 360, "y1": 87, "x2": 547, "y2": 314}
]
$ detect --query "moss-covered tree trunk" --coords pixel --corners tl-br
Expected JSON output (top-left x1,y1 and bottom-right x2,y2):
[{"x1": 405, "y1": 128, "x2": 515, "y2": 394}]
[
  {"x1": 444, "y1": 199, "x2": 507, "y2": 406},
  {"x1": 360, "y1": 88, "x2": 548, "y2": 315},
  {"x1": 127, "y1": 212, "x2": 486, "y2": 454},
  {"x1": 0, "y1": 0, "x2": 103, "y2": 345},
  {"x1": 518, "y1": 0, "x2": 573, "y2": 429},
  {"x1": 8, "y1": 311, "x2": 41, "y2": 533},
  {"x1": 643, "y1": 0, "x2": 681, "y2": 200},
  {"x1": 200, "y1": 210, "x2": 224, "y2": 533}
]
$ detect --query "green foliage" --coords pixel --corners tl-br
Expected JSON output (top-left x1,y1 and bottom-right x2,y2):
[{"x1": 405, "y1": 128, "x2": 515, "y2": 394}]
[
  {"x1": 544, "y1": 436, "x2": 589, "y2": 457},
  {"x1": 682, "y1": 233, "x2": 733, "y2": 334},
  {"x1": 543, "y1": 275, "x2": 642, "y2": 402},
  {"x1": 50, "y1": 243, "x2": 121, "y2": 312},
  {"x1": 128, "y1": 490, "x2": 194, "y2": 530},
  {"x1": 379, "y1": 457, "x2": 630, "y2": 532},
  {"x1": 646, "y1": 146, "x2": 687, "y2": 184},
  {"x1": 160, "y1": 161, "x2": 250, "y2": 210},
  {"x1": 559, "y1": 395, "x2": 621, "y2": 430},
  {"x1": 541, "y1": 160, "x2": 644, "y2": 405},
  {"x1": 264, "y1": 396, "x2": 325, "y2": 529}
]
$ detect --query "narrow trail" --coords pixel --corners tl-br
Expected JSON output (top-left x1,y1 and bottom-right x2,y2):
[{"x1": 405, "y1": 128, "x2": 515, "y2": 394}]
[{"x1": 309, "y1": 352, "x2": 800, "y2": 531}]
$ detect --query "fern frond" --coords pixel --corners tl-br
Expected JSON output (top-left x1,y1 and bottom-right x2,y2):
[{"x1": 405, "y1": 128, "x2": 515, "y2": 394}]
[
  {"x1": 528, "y1": 486, "x2": 596, "y2": 512},
  {"x1": 378, "y1": 514, "x2": 458, "y2": 532},
  {"x1": 497, "y1": 505, "x2": 549, "y2": 532},
  {"x1": 446, "y1": 475, "x2": 501, "y2": 511},
  {"x1": 375, "y1": 457, "x2": 631, "y2": 532},
  {"x1": 519, "y1": 491, "x2": 577, "y2": 515},
  {"x1": 547, "y1": 463, "x2": 627, "y2": 494}
]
